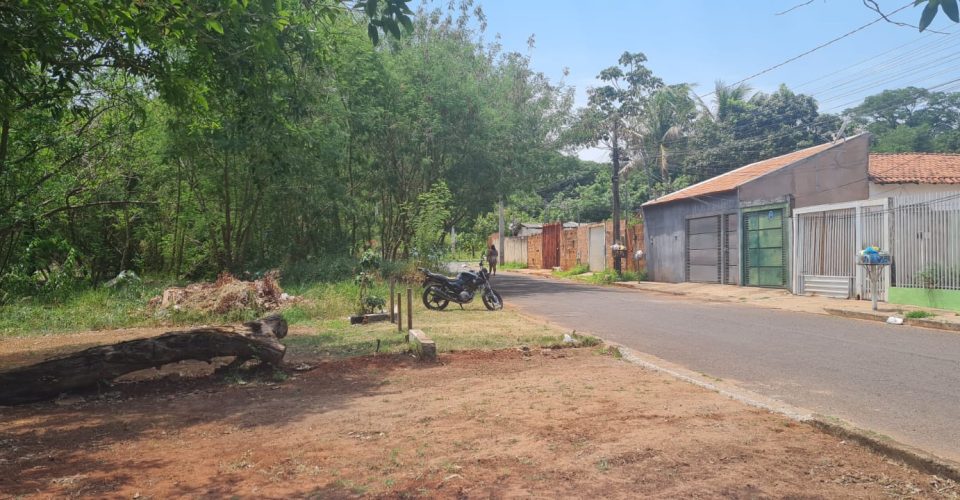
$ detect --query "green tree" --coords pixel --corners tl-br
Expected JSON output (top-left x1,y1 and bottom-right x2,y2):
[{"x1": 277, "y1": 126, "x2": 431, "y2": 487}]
[
  {"x1": 844, "y1": 87, "x2": 960, "y2": 153},
  {"x1": 626, "y1": 83, "x2": 701, "y2": 187}
]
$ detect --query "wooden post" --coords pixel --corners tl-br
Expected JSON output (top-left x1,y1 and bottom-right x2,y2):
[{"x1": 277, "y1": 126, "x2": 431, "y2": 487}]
[
  {"x1": 407, "y1": 287, "x2": 413, "y2": 332},
  {"x1": 397, "y1": 292, "x2": 402, "y2": 333},
  {"x1": 389, "y1": 280, "x2": 395, "y2": 323}
]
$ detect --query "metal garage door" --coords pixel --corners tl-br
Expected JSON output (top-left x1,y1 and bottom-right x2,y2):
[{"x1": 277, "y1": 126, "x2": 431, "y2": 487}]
[
  {"x1": 588, "y1": 225, "x2": 605, "y2": 272},
  {"x1": 686, "y1": 215, "x2": 721, "y2": 283},
  {"x1": 724, "y1": 213, "x2": 739, "y2": 285},
  {"x1": 744, "y1": 208, "x2": 787, "y2": 287}
]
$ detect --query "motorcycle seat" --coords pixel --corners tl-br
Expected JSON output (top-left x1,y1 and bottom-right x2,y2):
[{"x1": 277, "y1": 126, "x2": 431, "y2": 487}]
[{"x1": 421, "y1": 269, "x2": 458, "y2": 284}]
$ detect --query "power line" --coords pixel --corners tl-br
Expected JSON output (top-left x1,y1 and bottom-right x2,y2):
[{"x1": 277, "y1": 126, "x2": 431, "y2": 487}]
[{"x1": 697, "y1": 1, "x2": 915, "y2": 101}]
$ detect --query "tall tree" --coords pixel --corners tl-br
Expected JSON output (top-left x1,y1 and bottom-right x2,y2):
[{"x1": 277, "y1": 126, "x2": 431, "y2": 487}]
[{"x1": 578, "y1": 52, "x2": 663, "y2": 273}]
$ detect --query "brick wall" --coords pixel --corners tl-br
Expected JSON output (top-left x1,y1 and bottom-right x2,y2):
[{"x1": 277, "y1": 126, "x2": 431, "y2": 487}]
[
  {"x1": 559, "y1": 228, "x2": 579, "y2": 270},
  {"x1": 604, "y1": 221, "x2": 646, "y2": 273},
  {"x1": 527, "y1": 233, "x2": 544, "y2": 269}
]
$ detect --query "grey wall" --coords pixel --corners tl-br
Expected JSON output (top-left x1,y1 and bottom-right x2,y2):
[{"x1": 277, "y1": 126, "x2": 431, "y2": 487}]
[
  {"x1": 642, "y1": 193, "x2": 739, "y2": 283},
  {"x1": 738, "y1": 134, "x2": 871, "y2": 209}
]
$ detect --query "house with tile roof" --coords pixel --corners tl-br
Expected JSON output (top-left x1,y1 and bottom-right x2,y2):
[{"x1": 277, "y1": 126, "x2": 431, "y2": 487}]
[
  {"x1": 789, "y1": 152, "x2": 960, "y2": 308},
  {"x1": 640, "y1": 133, "x2": 872, "y2": 287},
  {"x1": 869, "y1": 153, "x2": 960, "y2": 197},
  {"x1": 641, "y1": 137, "x2": 960, "y2": 311}
]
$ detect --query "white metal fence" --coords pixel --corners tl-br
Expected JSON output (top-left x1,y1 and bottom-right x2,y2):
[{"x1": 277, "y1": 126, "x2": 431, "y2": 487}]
[
  {"x1": 891, "y1": 192, "x2": 960, "y2": 290},
  {"x1": 793, "y1": 199, "x2": 889, "y2": 300},
  {"x1": 793, "y1": 192, "x2": 960, "y2": 301}
]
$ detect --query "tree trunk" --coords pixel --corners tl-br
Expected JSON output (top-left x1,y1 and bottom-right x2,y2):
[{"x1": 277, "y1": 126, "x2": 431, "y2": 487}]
[
  {"x1": 612, "y1": 118, "x2": 622, "y2": 275},
  {"x1": 0, "y1": 316, "x2": 288, "y2": 405}
]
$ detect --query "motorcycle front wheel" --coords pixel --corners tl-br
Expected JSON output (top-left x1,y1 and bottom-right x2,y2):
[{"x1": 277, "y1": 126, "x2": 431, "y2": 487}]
[
  {"x1": 422, "y1": 285, "x2": 450, "y2": 310},
  {"x1": 481, "y1": 288, "x2": 503, "y2": 311}
]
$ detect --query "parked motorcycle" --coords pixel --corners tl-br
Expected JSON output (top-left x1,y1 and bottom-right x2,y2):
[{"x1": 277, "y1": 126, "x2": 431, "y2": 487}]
[{"x1": 420, "y1": 261, "x2": 503, "y2": 311}]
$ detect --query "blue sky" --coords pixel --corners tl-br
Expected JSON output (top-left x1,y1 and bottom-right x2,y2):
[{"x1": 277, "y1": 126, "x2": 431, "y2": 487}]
[{"x1": 414, "y1": 1, "x2": 959, "y2": 159}]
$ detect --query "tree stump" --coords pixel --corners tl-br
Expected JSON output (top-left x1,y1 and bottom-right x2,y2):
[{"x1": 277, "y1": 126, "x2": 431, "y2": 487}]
[{"x1": 0, "y1": 315, "x2": 288, "y2": 405}]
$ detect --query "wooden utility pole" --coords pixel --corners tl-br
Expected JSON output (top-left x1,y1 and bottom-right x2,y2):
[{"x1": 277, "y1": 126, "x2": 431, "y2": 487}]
[
  {"x1": 397, "y1": 292, "x2": 402, "y2": 333},
  {"x1": 406, "y1": 287, "x2": 413, "y2": 332},
  {"x1": 389, "y1": 280, "x2": 395, "y2": 323},
  {"x1": 611, "y1": 117, "x2": 623, "y2": 275},
  {"x1": 498, "y1": 198, "x2": 505, "y2": 265}
]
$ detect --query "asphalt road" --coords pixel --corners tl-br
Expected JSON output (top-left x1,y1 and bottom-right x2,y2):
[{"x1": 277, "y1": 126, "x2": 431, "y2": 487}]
[{"x1": 494, "y1": 272, "x2": 960, "y2": 462}]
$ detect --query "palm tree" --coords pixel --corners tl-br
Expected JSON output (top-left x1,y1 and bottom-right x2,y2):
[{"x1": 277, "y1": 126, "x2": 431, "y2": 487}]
[
  {"x1": 712, "y1": 80, "x2": 753, "y2": 123},
  {"x1": 626, "y1": 83, "x2": 700, "y2": 187}
]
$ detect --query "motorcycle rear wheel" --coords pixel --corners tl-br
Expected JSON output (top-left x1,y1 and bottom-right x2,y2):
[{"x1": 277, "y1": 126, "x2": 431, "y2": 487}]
[
  {"x1": 481, "y1": 288, "x2": 503, "y2": 311},
  {"x1": 422, "y1": 285, "x2": 450, "y2": 310}
]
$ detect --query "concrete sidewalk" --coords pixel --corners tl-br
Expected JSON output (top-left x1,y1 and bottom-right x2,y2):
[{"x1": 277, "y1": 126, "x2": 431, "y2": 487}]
[{"x1": 504, "y1": 268, "x2": 960, "y2": 333}]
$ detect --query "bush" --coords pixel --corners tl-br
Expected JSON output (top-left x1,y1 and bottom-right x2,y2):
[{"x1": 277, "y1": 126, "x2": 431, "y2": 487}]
[
  {"x1": 282, "y1": 255, "x2": 356, "y2": 285},
  {"x1": 905, "y1": 310, "x2": 936, "y2": 319},
  {"x1": 586, "y1": 269, "x2": 639, "y2": 285},
  {"x1": 381, "y1": 259, "x2": 427, "y2": 284}
]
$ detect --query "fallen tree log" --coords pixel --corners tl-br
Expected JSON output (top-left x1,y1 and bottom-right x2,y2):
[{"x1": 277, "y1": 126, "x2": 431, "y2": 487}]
[{"x1": 0, "y1": 315, "x2": 288, "y2": 405}]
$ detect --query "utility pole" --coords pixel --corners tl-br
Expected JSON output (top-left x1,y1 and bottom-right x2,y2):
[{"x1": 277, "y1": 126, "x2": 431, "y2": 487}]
[
  {"x1": 611, "y1": 118, "x2": 622, "y2": 275},
  {"x1": 498, "y1": 197, "x2": 505, "y2": 265}
]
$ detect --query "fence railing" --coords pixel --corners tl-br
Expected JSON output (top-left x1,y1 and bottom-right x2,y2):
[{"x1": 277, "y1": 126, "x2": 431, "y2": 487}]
[
  {"x1": 793, "y1": 199, "x2": 889, "y2": 300},
  {"x1": 891, "y1": 192, "x2": 960, "y2": 290}
]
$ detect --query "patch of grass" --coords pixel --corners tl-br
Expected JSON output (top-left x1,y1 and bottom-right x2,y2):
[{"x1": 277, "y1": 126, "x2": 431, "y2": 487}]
[
  {"x1": 699, "y1": 372, "x2": 723, "y2": 382},
  {"x1": 285, "y1": 302, "x2": 577, "y2": 359},
  {"x1": 498, "y1": 261, "x2": 528, "y2": 270},
  {"x1": 270, "y1": 369, "x2": 289, "y2": 383},
  {"x1": 552, "y1": 264, "x2": 589, "y2": 278},
  {"x1": 905, "y1": 310, "x2": 936, "y2": 319},
  {"x1": 597, "y1": 345, "x2": 623, "y2": 359},
  {"x1": 582, "y1": 269, "x2": 640, "y2": 285},
  {"x1": 0, "y1": 280, "x2": 287, "y2": 337},
  {"x1": 0, "y1": 285, "x2": 160, "y2": 336},
  {"x1": 285, "y1": 279, "x2": 384, "y2": 321}
]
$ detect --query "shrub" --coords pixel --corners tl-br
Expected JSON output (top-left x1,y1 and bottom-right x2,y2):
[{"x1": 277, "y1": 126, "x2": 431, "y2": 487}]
[
  {"x1": 905, "y1": 310, "x2": 935, "y2": 319},
  {"x1": 586, "y1": 269, "x2": 638, "y2": 285},
  {"x1": 553, "y1": 264, "x2": 589, "y2": 278}
]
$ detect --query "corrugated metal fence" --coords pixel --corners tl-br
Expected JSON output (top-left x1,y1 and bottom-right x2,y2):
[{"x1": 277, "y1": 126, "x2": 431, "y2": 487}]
[{"x1": 502, "y1": 237, "x2": 528, "y2": 264}]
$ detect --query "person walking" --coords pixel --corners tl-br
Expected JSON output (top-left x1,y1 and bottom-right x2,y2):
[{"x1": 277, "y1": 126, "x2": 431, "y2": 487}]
[{"x1": 487, "y1": 244, "x2": 499, "y2": 276}]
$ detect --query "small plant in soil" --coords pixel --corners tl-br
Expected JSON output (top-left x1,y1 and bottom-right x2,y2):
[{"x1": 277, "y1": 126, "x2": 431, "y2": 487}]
[
  {"x1": 905, "y1": 310, "x2": 935, "y2": 319},
  {"x1": 355, "y1": 249, "x2": 385, "y2": 315}
]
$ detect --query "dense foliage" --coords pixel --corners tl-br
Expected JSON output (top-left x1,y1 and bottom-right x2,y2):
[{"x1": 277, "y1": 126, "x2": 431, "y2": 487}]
[{"x1": 0, "y1": 0, "x2": 573, "y2": 300}]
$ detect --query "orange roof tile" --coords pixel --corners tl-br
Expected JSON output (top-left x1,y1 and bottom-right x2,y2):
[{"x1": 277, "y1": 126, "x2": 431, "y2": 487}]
[
  {"x1": 643, "y1": 139, "x2": 846, "y2": 207},
  {"x1": 869, "y1": 153, "x2": 960, "y2": 184}
]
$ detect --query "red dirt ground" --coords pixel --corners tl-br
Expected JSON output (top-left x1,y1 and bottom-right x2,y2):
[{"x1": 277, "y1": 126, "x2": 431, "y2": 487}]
[{"x1": 1, "y1": 346, "x2": 957, "y2": 499}]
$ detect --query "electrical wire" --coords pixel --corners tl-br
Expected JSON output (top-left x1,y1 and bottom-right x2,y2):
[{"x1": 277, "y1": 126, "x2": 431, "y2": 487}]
[{"x1": 696, "y1": 1, "x2": 916, "y2": 101}]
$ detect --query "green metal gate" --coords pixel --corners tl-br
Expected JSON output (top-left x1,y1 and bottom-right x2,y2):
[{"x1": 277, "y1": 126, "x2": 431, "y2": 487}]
[{"x1": 744, "y1": 207, "x2": 787, "y2": 287}]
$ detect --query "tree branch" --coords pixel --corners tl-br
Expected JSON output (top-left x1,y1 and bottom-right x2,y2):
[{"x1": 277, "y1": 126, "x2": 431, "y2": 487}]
[{"x1": 862, "y1": 0, "x2": 949, "y2": 33}]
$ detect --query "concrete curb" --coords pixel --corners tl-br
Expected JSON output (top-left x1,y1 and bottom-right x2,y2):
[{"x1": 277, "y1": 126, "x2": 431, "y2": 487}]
[
  {"x1": 407, "y1": 329, "x2": 437, "y2": 362},
  {"x1": 614, "y1": 344, "x2": 960, "y2": 482},
  {"x1": 611, "y1": 282, "x2": 688, "y2": 296},
  {"x1": 808, "y1": 417, "x2": 960, "y2": 482},
  {"x1": 824, "y1": 307, "x2": 960, "y2": 333}
]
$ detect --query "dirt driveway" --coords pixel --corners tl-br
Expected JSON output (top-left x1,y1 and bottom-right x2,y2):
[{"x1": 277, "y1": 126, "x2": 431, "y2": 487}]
[{"x1": 2, "y1": 346, "x2": 957, "y2": 499}]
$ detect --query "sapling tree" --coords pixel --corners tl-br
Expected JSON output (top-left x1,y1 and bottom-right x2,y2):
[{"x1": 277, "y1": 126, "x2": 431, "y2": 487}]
[{"x1": 355, "y1": 248, "x2": 385, "y2": 315}]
